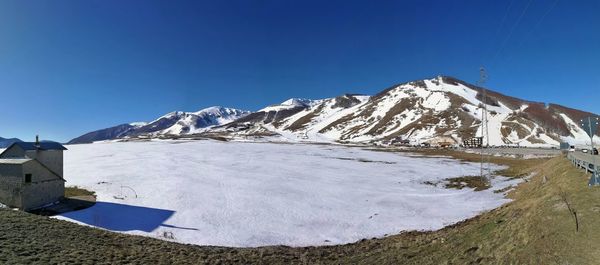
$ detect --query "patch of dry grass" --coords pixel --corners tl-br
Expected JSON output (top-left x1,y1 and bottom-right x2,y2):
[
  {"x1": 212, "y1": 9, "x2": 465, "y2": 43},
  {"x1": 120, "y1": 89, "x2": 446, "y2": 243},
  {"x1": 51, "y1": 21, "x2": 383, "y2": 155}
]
[
  {"x1": 64, "y1": 186, "x2": 96, "y2": 198},
  {"x1": 445, "y1": 176, "x2": 490, "y2": 191}
]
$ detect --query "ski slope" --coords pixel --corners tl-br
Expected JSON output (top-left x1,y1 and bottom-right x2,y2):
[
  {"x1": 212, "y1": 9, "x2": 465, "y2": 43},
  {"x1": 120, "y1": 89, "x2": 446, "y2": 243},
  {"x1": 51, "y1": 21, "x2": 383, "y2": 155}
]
[{"x1": 56, "y1": 140, "x2": 519, "y2": 247}]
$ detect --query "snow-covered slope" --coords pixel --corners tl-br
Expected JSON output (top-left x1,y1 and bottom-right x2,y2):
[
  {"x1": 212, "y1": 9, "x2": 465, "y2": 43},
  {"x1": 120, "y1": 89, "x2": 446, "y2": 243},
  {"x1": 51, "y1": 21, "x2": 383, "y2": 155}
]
[
  {"x1": 69, "y1": 107, "x2": 250, "y2": 144},
  {"x1": 138, "y1": 106, "x2": 250, "y2": 136},
  {"x1": 223, "y1": 77, "x2": 598, "y2": 147},
  {"x1": 259, "y1": 98, "x2": 317, "y2": 112}
]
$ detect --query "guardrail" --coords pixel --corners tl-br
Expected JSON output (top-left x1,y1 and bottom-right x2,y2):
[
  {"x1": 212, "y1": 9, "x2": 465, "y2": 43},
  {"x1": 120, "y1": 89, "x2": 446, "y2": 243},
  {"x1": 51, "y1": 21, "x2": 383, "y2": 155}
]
[
  {"x1": 567, "y1": 152, "x2": 596, "y2": 174},
  {"x1": 567, "y1": 152, "x2": 600, "y2": 186}
]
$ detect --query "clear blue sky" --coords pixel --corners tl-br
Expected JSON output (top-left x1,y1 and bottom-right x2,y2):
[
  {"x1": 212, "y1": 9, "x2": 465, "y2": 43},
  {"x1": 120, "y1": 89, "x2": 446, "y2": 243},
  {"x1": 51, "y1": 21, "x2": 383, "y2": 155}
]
[{"x1": 1, "y1": 0, "x2": 598, "y2": 142}]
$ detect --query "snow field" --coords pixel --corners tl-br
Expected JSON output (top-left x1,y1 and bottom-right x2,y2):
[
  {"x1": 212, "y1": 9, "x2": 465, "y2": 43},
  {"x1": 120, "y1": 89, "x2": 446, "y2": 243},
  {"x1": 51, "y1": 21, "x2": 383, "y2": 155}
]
[{"x1": 56, "y1": 140, "x2": 519, "y2": 247}]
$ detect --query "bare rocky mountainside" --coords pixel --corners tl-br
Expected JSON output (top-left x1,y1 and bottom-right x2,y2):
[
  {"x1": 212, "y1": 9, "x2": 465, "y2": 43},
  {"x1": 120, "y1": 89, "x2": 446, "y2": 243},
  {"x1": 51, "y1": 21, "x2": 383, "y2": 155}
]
[{"x1": 69, "y1": 76, "x2": 597, "y2": 147}]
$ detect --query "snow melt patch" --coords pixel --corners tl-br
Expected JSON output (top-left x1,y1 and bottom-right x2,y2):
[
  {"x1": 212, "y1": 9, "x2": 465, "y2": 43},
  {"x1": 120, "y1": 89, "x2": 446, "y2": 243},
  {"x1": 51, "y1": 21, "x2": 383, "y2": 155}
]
[
  {"x1": 57, "y1": 141, "x2": 517, "y2": 247},
  {"x1": 129, "y1": 122, "x2": 148, "y2": 127},
  {"x1": 422, "y1": 92, "x2": 451, "y2": 111}
]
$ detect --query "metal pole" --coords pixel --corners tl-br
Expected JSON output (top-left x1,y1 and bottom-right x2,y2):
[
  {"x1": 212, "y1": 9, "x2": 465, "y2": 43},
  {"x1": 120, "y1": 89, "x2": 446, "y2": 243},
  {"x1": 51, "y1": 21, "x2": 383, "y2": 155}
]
[
  {"x1": 480, "y1": 104, "x2": 484, "y2": 180},
  {"x1": 478, "y1": 67, "x2": 488, "y2": 182},
  {"x1": 590, "y1": 117, "x2": 599, "y2": 185},
  {"x1": 583, "y1": 116, "x2": 600, "y2": 186}
]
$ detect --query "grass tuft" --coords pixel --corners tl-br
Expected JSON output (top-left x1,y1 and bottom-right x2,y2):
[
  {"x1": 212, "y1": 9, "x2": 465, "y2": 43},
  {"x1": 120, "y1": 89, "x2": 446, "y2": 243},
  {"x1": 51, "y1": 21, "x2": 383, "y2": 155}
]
[
  {"x1": 64, "y1": 186, "x2": 96, "y2": 198},
  {"x1": 445, "y1": 176, "x2": 490, "y2": 191}
]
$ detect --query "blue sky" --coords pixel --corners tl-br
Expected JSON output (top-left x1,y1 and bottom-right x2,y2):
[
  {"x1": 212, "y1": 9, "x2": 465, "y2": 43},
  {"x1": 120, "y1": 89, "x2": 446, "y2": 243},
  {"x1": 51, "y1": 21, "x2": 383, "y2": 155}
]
[{"x1": 0, "y1": 0, "x2": 598, "y2": 142}]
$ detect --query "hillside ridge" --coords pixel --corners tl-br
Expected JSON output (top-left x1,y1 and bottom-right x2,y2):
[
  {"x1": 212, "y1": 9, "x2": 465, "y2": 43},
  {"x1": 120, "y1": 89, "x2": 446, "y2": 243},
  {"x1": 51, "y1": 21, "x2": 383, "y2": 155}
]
[{"x1": 66, "y1": 76, "x2": 598, "y2": 146}]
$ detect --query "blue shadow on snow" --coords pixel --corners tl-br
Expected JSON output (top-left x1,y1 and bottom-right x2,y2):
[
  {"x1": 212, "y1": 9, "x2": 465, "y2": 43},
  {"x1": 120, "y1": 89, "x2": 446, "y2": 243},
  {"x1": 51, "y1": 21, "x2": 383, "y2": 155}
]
[{"x1": 60, "y1": 201, "x2": 179, "y2": 232}]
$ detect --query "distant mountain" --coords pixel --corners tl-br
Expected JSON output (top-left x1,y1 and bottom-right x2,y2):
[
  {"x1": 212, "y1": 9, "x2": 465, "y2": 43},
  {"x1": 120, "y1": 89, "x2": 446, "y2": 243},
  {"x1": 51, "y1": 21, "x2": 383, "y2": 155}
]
[
  {"x1": 68, "y1": 107, "x2": 250, "y2": 144},
  {"x1": 67, "y1": 124, "x2": 141, "y2": 145},
  {"x1": 0, "y1": 137, "x2": 23, "y2": 148},
  {"x1": 223, "y1": 95, "x2": 369, "y2": 138},
  {"x1": 70, "y1": 76, "x2": 599, "y2": 147}
]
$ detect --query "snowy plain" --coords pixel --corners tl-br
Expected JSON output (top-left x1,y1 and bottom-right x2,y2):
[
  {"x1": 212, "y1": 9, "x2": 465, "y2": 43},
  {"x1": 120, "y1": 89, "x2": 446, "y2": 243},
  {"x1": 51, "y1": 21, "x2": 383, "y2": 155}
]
[{"x1": 56, "y1": 140, "x2": 519, "y2": 247}]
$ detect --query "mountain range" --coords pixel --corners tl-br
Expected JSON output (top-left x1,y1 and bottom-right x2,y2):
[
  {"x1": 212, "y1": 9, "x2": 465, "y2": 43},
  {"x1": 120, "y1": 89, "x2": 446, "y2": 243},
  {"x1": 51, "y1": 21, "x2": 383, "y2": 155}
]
[
  {"x1": 65, "y1": 76, "x2": 598, "y2": 147},
  {"x1": 68, "y1": 106, "x2": 250, "y2": 144},
  {"x1": 0, "y1": 137, "x2": 22, "y2": 148}
]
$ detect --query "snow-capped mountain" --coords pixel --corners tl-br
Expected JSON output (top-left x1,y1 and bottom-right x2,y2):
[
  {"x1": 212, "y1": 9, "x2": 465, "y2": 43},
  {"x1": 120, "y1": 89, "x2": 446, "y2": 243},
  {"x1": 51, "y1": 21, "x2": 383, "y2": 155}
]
[
  {"x1": 221, "y1": 76, "x2": 598, "y2": 147},
  {"x1": 69, "y1": 76, "x2": 598, "y2": 147},
  {"x1": 224, "y1": 95, "x2": 370, "y2": 139},
  {"x1": 69, "y1": 107, "x2": 250, "y2": 144}
]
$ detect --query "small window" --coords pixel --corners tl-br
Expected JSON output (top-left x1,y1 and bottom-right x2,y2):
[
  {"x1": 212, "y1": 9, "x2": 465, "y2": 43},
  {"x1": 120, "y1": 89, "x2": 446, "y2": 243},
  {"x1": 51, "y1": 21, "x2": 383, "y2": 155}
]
[{"x1": 25, "y1": 174, "x2": 32, "y2": 183}]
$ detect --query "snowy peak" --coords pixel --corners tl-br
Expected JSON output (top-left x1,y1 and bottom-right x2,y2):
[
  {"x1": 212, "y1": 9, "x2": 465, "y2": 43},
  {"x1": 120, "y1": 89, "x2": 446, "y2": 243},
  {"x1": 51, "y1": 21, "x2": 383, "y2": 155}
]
[
  {"x1": 69, "y1": 107, "x2": 250, "y2": 144},
  {"x1": 280, "y1": 98, "x2": 316, "y2": 107},
  {"x1": 129, "y1": 122, "x2": 148, "y2": 127},
  {"x1": 259, "y1": 98, "x2": 317, "y2": 112},
  {"x1": 129, "y1": 106, "x2": 251, "y2": 136},
  {"x1": 194, "y1": 106, "x2": 250, "y2": 118}
]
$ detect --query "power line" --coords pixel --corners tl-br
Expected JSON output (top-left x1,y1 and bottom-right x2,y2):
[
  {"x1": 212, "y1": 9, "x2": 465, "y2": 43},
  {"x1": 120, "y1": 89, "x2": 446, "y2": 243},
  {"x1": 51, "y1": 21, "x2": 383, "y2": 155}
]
[
  {"x1": 531, "y1": 0, "x2": 560, "y2": 31},
  {"x1": 504, "y1": 0, "x2": 560, "y2": 63},
  {"x1": 480, "y1": 0, "x2": 516, "y2": 64},
  {"x1": 488, "y1": 0, "x2": 535, "y2": 69}
]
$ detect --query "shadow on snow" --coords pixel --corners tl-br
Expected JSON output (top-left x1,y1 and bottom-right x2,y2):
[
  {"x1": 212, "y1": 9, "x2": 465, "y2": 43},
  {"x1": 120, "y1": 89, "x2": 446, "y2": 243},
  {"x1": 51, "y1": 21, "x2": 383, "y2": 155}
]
[{"x1": 59, "y1": 201, "x2": 196, "y2": 232}]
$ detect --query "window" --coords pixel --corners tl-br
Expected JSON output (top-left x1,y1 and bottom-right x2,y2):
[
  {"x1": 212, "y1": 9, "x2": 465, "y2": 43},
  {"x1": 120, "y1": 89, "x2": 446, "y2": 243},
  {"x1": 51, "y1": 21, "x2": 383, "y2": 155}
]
[{"x1": 25, "y1": 174, "x2": 32, "y2": 183}]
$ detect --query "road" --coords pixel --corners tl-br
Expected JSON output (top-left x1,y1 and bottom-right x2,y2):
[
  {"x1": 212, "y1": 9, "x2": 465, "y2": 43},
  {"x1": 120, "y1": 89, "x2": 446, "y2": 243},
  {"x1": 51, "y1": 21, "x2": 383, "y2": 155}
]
[{"x1": 460, "y1": 147, "x2": 562, "y2": 158}]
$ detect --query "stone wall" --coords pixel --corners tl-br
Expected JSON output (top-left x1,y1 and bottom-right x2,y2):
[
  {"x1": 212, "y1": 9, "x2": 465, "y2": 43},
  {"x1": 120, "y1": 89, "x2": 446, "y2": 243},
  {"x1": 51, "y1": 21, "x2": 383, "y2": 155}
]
[
  {"x1": 0, "y1": 178, "x2": 22, "y2": 209},
  {"x1": 21, "y1": 180, "x2": 64, "y2": 210},
  {"x1": 20, "y1": 161, "x2": 64, "y2": 210},
  {"x1": 26, "y1": 150, "x2": 64, "y2": 177}
]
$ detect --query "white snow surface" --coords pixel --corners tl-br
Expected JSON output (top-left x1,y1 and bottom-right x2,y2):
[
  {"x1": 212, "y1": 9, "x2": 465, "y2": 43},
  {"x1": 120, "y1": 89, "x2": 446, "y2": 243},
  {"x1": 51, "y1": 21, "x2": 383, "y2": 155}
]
[
  {"x1": 129, "y1": 122, "x2": 148, "y2": 127},
  {"x1": 57, "y1": 140, "x2": 518, "y2": 247},
  {"x1": 259, "y1": 98, "x2": 318, "y2": 112}
]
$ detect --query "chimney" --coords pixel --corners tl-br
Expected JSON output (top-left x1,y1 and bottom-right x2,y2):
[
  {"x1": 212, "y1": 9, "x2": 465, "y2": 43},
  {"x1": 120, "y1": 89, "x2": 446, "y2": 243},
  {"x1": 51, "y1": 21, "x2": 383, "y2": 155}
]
[{"x1": 35, "y1": 135, "x2": 40, "y2": 146}]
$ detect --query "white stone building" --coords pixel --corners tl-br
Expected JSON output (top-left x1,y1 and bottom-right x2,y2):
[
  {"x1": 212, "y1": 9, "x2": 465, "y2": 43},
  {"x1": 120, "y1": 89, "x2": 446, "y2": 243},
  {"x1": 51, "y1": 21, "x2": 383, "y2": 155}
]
[{"x1": 0, "y1": 139, "x2": 66, "y2": 211}]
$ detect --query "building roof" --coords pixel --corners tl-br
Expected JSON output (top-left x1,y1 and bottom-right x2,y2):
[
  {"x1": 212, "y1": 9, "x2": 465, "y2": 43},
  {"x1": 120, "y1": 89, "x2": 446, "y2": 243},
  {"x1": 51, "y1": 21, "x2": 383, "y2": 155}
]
[
  {"x1": 0, "y1": 158, "x2": 65, "y2": 181},
  {"x1": 7, "y1": 142, "x2": 67, "y2": 151},
  {"x1": 0, "y1": 158, "x2": 32, "y2": 164}
]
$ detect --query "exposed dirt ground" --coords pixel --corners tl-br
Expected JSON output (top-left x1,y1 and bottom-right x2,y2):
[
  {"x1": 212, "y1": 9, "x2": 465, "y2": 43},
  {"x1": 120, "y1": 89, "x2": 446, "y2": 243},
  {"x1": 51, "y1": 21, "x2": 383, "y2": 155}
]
[{"x1": 1, "y1": 150, "x2": 598, "y2": 264}]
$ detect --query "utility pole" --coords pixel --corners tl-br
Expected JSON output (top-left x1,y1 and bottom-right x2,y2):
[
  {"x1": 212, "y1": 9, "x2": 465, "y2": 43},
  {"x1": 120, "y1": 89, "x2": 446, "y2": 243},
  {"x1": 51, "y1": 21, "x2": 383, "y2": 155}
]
[
  {"x1": 478, "y1": 67, "x2": 489, "y2": 182},
  {"x1": 581, "y1": 116, "x2": 600, "y2": 186}
]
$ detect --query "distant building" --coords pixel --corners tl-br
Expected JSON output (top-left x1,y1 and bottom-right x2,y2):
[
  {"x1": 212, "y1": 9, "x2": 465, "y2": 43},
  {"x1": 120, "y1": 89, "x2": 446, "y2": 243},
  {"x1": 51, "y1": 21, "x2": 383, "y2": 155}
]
[
  {"x1": 0, "y1": 137, "x2": 66, "y2": 211},
  {"x1": 388, "y1": 137, "x2": 411, "y2": 146},
  {"x1": 559, "y1": 142, "x2": 571, "y2": 150},
  {"x1": 426, "y1": 136, "x2": 457, "y2": 148},
  {"x1": 463, "y1": 137, "x2": 483, "y2": 148}
]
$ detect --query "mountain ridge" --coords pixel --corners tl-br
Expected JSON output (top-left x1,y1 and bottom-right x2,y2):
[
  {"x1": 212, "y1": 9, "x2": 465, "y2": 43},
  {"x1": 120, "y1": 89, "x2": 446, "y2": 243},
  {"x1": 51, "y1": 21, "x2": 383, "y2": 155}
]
[
  {"x1": 68, "y1": 76, "x2": 599, "y2": 146},
  {"x1": 68, "y1": 106, "x2": 250, "y2": 144},
  {"x1": 0, "y1": 137, "x2": 23, "y2": 148}
]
